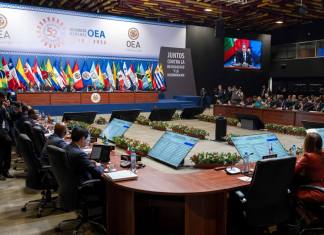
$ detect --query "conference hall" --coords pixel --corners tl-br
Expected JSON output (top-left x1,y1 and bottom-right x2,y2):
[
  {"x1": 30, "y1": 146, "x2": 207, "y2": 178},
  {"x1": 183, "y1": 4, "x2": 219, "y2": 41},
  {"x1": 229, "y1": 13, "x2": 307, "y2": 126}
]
[{"x1": 0, "y1": 0, "x2": 323, "y2": 234}]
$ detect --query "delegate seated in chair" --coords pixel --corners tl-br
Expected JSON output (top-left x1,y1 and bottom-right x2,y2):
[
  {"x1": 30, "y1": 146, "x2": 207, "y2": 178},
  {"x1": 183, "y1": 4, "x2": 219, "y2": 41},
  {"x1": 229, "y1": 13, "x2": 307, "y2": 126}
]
[
  {"x1": 294, "y1": 132, "x2": 324, "y2": 234},
  {"x1": 295, "y1": 132, "x2": 324, "y2": 203},
  {"x1": 64, "y1": 127, "x2": 104, "y2": 184},
  {"x1": 42, "y1": 122, "x2": 68, "y2": 165}
]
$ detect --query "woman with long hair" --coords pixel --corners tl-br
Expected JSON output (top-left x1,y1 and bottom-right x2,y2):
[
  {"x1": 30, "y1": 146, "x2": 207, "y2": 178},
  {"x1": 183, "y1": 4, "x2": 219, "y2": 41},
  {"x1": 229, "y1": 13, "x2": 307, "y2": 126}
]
[{"x1": 295, "y1": 132, "x2": 324, "y2": 202}]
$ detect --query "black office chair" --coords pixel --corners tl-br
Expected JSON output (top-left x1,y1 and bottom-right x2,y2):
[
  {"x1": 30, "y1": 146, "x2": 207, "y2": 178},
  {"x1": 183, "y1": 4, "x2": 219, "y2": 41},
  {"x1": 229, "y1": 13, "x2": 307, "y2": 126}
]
[
  {"x1": 47, "y1": 145, "x2": 106, "y2": 234},
  {"x1": 17, "y1": 134, "x2": 57, "y2": 218},
  {"x1": 12, "y1": 121, "x2": 28, "y2": 171},
  {"x1": 297, "y1": 185, "x2": 324, "y2": 235},
  {"x1": 22, "y1": 121, "x2": 34, "y2": 140},
  {"x1": 32, "y1": 125, "x2": 46, "y2": 158},
  {"x1": 233, "y1": 157, "x2": 296, "y2": 233}
]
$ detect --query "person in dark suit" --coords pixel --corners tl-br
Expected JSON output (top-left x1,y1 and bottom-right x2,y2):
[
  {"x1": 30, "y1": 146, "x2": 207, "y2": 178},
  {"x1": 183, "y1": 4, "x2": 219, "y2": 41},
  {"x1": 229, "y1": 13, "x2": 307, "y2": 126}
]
[
  {"x1": 235, "y1": 44, "x2": 253, "y2": 67},
  {"x1": 64, "y1": 127, "x2": 103, "y2": 184},
  {"x1": 42, "y1": 123, "x2": 68, "y2": 165},
  {"x1": 14, "y1": 104, "x2": 29, "y2": 134},
  {"x1": 0, "y1": 93, "x2": 13, "y2": 179}
]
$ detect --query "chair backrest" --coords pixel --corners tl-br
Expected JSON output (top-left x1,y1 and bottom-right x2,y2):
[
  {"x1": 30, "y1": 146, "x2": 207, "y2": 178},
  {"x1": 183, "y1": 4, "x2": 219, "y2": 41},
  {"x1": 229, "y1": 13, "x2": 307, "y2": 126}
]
[
  {"x1": 32, "y1": 126, "x2": 46, "y2": 157},
  {"x1": 17, "y1": 134, "x2": 43, "y2": 189},
  {"x1": 47, "y1": 145, "x2": 79, "y2": 211},
  {"x1": 246, "y1": 157, "x2": 296, "y2": 226},
  {"x1": 22, "y1": 121, "x2": 34, "y2": 140}
]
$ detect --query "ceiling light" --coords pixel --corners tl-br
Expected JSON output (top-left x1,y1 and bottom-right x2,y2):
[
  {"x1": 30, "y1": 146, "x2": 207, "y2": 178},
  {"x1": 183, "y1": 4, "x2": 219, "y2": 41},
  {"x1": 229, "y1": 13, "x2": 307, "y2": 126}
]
[
  {"x1": 204, "y1": 8, "x2": 212, "y2": 12},
  {"x1": 275, "y1": 20, "x2": 284, "y2": 24}
]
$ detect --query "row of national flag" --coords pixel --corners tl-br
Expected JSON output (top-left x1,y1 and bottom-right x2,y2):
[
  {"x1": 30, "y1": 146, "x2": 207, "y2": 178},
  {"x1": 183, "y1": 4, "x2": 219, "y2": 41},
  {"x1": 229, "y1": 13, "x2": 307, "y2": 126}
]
[{"x1": 0, "y1": 57, "x2": 166, "y2": 91}]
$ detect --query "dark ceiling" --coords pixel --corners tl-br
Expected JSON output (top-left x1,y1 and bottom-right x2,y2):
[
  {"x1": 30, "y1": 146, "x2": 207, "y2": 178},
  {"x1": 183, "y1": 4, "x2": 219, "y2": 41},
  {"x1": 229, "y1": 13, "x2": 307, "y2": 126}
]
[{"x1": 3, "y1": 0, "x2": 324, "y2": 31}]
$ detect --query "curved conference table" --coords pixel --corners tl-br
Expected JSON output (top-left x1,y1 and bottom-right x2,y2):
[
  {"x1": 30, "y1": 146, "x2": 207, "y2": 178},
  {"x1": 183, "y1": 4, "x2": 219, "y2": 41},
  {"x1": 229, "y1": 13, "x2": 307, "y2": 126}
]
[{"x1": 104, "y1": 153, "x2": 249, "y2": 235}]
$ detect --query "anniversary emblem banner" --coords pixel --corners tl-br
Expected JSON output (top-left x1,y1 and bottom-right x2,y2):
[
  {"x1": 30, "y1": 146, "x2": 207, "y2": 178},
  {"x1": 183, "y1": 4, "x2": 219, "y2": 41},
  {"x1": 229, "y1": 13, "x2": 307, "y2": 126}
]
[{"x1": 0, "y1": 4, "x2": 186, "y2": 59}]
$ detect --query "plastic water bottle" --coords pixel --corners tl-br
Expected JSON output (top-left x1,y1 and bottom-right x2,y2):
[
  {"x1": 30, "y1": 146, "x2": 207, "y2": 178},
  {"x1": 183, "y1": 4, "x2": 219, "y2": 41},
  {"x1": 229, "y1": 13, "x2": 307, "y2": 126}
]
[
  {"x1": 242, "y1": 152, "x2": 249, "y2": 174},
  {"x1": 130, "y1": 149, "x2": 137, "y2": 173},
  {"x1": 291, "y1": 144, "x2": 297, "y2": 157},
  {"x1": 269, "y1": 143, "x2": 273, "y2": 155},
  {"x1": 85, "y1": 135, "x2": 91, "y2": 147}
]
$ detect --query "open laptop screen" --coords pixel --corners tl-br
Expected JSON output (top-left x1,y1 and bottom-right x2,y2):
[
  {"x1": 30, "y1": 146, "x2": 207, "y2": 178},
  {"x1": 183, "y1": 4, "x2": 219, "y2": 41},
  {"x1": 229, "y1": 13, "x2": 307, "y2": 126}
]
[
  {"x1": 90, "y1": 145, "x2": 102, "y2": 161},
  {"x1": 148, "y1": 131, "x2": 199, "y2": 168},
  {"x1": 100, "y1": 118, "x2": 132, "y2": 141},
  {"x1": 231, "y1": 133, "x2": 288, "y2": 162}
]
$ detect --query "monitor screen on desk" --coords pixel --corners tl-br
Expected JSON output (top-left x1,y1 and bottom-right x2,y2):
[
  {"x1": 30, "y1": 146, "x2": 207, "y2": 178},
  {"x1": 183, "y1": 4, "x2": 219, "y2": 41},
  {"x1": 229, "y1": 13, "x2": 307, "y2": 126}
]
[
  {"x1": 306, "y1": 128, "x2": 324, "y2": 148},
  {"x1": 62, "y1": 112, "x2": 97, "y2": 124},
  {"x1": 148, "y1": 131, "x2": 199, "y2": 168},
  {"x1": 231, "y1": 133, "x2": 288, "y2": 162},
  {"x1": 90, "y1": 145, "x2": 102, "y2": 161},
  {"x1": 100, "y1": 118, "x2": 132, "y2": 141}
]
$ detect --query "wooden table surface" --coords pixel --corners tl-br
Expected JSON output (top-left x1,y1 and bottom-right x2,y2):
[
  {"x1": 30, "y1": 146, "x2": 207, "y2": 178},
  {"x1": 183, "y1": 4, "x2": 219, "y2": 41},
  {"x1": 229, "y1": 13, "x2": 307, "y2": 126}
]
[
  {"x1": 103, "y1": 152, "x2": 250, "y2": 235},
  {"x1": 105, "y1": 153, "x2": 249, "y2": 195}
]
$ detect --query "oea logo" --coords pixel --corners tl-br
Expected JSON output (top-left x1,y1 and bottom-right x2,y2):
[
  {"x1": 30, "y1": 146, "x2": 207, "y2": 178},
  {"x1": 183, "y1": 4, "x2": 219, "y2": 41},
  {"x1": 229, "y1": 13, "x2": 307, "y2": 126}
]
[{"x1": 127, "y1": 28, "x2": 140, "y2": 48}]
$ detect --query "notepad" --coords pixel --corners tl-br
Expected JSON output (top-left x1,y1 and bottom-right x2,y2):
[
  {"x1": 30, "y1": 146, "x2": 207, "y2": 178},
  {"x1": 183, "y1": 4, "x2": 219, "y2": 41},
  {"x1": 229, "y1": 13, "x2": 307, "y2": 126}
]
[
  {"x1": 104, "y1": 170, "x2": 138, "y2": 182},
  {"x1": 238, "y1": 176, "x2": 252, "y2": 182}
]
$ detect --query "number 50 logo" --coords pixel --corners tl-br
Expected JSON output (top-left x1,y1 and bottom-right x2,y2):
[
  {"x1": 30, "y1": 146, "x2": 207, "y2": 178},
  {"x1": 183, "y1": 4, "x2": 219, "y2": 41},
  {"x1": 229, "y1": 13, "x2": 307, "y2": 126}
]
[{"x1": 36, "y1": 17, "x2": 65, "y2": 49}]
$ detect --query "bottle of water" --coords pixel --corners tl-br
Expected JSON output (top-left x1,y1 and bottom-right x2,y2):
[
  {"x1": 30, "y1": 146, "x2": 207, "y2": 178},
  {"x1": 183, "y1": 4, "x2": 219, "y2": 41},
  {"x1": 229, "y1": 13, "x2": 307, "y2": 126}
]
[
  {"x1": 242, "y1": 152, "x2": 249, "y2": 174},
  {"x1": 130, "y1": 149, "x2": 137, "y2": 173},
  {"x1": 85, "y1": 135, "x2": 91, "y2": 147},
  {"x1": 269, "y1": 143, "x2": 273, "y2": 155},
  {"x1": 291, "y1": 144, "x2": 297, "y2": 157}
]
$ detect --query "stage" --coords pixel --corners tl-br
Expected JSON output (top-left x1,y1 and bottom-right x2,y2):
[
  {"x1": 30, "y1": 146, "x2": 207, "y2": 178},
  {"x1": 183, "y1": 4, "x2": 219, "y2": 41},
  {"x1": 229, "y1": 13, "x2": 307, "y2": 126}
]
[
  {"x1": 32, "y1": 99, "x2": 196, "y2": 116},
  {"x1": 16, "y1": 92, "x2": 201, "y2": 115}
]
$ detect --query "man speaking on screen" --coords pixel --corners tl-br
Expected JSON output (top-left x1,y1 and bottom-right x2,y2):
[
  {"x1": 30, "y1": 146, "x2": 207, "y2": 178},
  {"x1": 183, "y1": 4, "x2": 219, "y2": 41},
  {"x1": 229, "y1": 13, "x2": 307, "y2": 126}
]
[{"x1": 235, "y1": 44, "x2": 253, "y2": 67}]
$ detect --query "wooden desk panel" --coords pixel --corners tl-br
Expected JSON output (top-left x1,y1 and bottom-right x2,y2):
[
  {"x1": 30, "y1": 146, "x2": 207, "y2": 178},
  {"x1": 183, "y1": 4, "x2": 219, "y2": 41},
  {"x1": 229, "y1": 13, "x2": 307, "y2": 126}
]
[
  {"x1": 214, "y1": 105, "x2": 324, "y2": 127},
  {"x1": 80, "y1": 92, "x2": 109, "y2": 104},
  {"x1": 213, "y1": 105, "x2": 237, "y2": 118},
  {"x1": 134, "y1": 92, "x2": 158, "y2": 103},
  {"x1": 295, "y1": 112, "x2": 324, "y2": 126},
  {"x1": 16, "y1": 92, "x2": 158, "y2": 105},
  {"x1": 109, "y1": 92, "x2": 135, "y2": 104},
  {"x1": 104, "y1": 153, "x2": 249, "y2": 235},
  {"x1": 214, "y1": 105, "x2": 263, "y2": 120},
  {"x1": 17, "y1": 93, "x2": 51, "y2": 106},
  {"x1": 50, "y1": 93, "x2": 81, "y2": 105},
  {"x1": 235, "y1": 106, "x2": 263, "y2": 120},
  {"x1": 262, "y1": 109, "x2": 295, "y2": 126}
]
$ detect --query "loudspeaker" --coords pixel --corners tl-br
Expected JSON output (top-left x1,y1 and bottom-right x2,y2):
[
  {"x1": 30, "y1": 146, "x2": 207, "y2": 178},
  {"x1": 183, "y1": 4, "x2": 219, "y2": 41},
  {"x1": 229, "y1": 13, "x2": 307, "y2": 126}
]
[
  {"x1": 280, "y1": 63, "x2": 287, "y2": 69},
  {"x1": 215, "y1": 117, "x2": 227, "y2": 140},
  {"x1": 214, "y1": 18, "x2": 224, "y2": 38}
]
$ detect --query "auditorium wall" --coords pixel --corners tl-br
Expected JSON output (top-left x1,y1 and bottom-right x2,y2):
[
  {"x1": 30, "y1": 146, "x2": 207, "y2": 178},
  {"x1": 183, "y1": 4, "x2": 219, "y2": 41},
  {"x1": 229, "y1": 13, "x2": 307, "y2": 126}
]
[
  {"x1": 186, "y1": 25, "x2": 271, "y2": 96},
  {"x1": 271, "y1": 21, "x2": 324, "y2": 79}
]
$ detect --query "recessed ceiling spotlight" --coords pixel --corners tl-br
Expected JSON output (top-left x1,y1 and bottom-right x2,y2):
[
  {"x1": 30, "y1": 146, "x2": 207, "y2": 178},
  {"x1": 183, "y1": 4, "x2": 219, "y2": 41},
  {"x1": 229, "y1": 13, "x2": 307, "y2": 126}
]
[
  {"x1": 275, "y1": 20, "x2": 284, "y2": 24},
  {"x1": 204, "y1": 8, "x2": 212, "y2": 12}
]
